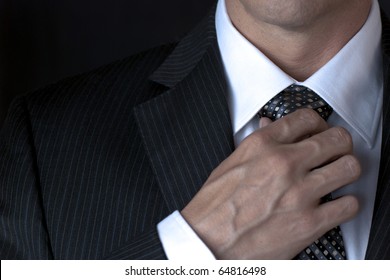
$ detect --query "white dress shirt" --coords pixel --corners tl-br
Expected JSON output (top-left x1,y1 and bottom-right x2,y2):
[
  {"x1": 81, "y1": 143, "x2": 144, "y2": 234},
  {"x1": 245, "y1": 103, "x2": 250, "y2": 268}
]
[{"x1": 157, "y1": 0, "x2": 383, "y2": 260}]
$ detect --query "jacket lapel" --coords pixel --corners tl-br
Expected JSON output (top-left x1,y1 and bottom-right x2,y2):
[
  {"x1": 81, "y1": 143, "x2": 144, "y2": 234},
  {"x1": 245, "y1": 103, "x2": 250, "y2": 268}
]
[
  {"x1": 134, "y1": 4, "x2": 390, "y2": 259},
  {"x1": 366, "y1": 11, "x2": 390, "y2": 259},
  {"x1": 134, "y1": 9, "x2": 234, "y2": 213}
]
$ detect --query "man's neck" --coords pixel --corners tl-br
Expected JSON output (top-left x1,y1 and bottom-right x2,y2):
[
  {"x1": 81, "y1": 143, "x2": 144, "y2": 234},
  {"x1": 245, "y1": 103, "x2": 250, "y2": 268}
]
[{"x1": 226, "y1": 0, "x2": 372, "y2": 81}]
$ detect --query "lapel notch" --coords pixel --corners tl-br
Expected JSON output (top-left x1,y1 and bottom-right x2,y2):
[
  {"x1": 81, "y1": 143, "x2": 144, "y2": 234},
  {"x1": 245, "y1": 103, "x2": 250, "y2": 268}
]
[{"x1": 134, "y1": 8, "x2": 234, "y2": 212}]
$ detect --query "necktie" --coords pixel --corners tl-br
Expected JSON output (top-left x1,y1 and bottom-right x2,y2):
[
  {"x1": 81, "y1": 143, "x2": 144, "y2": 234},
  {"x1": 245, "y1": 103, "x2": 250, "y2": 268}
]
[{"x1": 259, "y1": 85, "x2": 347, "y2": 260}]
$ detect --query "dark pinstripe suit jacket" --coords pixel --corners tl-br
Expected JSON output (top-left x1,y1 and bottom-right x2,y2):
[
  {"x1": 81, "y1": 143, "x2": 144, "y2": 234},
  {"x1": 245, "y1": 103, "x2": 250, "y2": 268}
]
[{"x1": 2, "y1": 8, "x2": 390, "y2": 260}]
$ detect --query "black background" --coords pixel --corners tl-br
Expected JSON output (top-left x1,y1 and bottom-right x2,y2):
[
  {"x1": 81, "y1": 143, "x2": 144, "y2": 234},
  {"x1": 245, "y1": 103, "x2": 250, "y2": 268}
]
[{"x1": 1, "y1": 0, "x2": 389, "y2": 127}]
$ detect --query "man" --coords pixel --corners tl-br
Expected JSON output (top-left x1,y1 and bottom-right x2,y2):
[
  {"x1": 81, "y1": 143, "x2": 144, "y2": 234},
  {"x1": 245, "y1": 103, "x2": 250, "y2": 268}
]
[{"x1": 0, "y1": 0, "x2": 389, "y2": 259}]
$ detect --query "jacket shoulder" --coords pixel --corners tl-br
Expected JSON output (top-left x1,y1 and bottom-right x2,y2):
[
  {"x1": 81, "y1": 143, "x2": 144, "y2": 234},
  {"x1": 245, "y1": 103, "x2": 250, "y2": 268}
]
[{"x1": 23, "y1": 43, "x2": 177, "y2": 115}]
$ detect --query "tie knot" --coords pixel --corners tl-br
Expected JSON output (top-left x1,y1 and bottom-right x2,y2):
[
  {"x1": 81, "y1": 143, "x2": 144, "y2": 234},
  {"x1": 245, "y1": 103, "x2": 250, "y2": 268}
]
[{"x1": 259, "y1": 85, "x2": 333, "y2": 121}]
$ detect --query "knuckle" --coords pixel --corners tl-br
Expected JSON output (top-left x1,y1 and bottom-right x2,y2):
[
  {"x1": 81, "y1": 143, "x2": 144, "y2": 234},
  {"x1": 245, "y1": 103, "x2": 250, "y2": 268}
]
[
  {"x1": 333, "y1": 126, "x2": 353, "y2": 147},
  {"x1": 343, "y1": 196, "x2": 360, "y2": 217},
  {"x1": 275, "y1": 121, "x2": 292, "y2": 142},
  {"x1": 296, "y1": 108, "x2": 322, "y2": 126},
  {"x1": 232, "y1": 164, "x2": 250, "y2": 180},
  {"x1": 331, "y1": 196, "x2": 359, "y2": 225},
  {"x1": 343, "y1": 155, "x2": 361, "y2": 179},
  {"x1": 310, "y1": 170, "x2": 328, "y2": 186},
  {"x1": 241, "y1": 131, "x2": 269, "y2": 149},
  {"x1": 305, "y1": 138, "x2": 323, "y2": 155}
]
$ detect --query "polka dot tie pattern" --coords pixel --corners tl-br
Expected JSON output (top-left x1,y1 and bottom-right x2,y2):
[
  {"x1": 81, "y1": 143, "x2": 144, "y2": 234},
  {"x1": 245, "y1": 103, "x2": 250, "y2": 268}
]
[
  {"x1": 259, "y1": 84, "x2": 346, "y2": 260},
  {"x1": 258, "y1": 85, "x2": 333, "y2": 121}
]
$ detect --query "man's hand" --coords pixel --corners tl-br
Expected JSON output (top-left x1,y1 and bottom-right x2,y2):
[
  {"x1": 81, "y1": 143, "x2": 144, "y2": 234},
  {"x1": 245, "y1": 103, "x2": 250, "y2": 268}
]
[{"x1": 181, "y1": 109, "x2": 360, "y2": 259}]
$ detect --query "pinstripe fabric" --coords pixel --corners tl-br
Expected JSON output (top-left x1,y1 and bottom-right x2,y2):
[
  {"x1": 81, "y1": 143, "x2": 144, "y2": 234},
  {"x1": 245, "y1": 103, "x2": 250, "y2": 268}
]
[
  {"x1": 1, "y1": 3, "x2": 390, "y2": 260},
  {"x1": 0, "y1": 45, "x2": 177, "y2": 259},
  {"x1": 137, "y1": 34, "x2": 234, "y2": 212},
  {"x1": 0, "y1": 5, "x2": 232, "y2": 259}
]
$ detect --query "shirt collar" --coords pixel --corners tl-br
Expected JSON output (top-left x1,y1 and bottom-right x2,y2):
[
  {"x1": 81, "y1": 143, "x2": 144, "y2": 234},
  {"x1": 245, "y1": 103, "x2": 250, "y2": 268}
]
[{"x1": 216, "y1": 0, "x2": 383, "y2": 147}]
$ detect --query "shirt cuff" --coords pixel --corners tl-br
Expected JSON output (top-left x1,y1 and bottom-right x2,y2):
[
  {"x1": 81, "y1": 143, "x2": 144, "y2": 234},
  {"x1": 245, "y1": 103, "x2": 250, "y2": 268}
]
[{"x1": 157, "y1": 210, "x2": 216, "y2": 260}]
